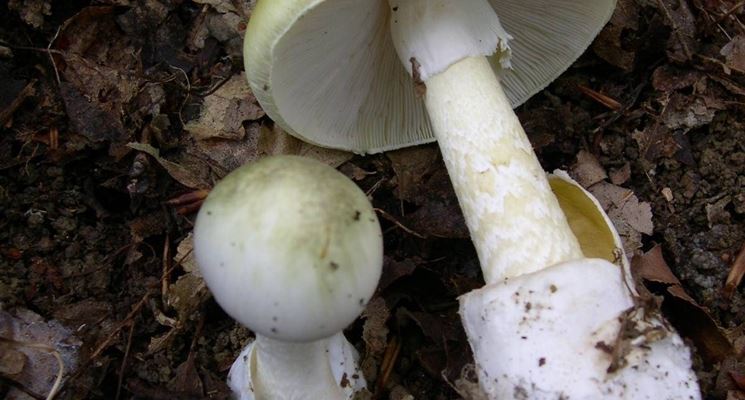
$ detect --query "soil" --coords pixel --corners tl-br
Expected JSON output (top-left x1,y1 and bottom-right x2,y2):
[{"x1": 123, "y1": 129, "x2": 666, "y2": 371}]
[{"x1": 0, "y1": 1, "x2": 743, "y2": 399}]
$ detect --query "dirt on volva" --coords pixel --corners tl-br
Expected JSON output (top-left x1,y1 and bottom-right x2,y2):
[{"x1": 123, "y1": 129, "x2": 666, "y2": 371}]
[{"x1": 0, "y1": 1, "x2": 743, "y2": 399}]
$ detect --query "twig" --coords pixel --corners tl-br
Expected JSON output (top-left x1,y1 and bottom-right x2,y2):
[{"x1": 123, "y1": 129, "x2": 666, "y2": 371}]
[
  {"x1": 47, "y1": 26, "x2": 62, "y2": 85},
  {"x1": 724, "y1": 242, "x2": 745, "y2": 300},
  {"x1": 374, "y1": 208, "x2": 426, "y2": 239},
  {"x1": 376, "y1": 336, "x2": 401, "y2": 394},
  {"x1": 115, "y1": 320, "x2": 137, "y2": 400},
  {"x1": 162, "y1": 233, "x2": 171, "y2": 303}
]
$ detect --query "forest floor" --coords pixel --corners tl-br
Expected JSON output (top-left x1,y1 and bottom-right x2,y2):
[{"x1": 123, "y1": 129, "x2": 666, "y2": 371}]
[{"x1": 0, "y1": 1, "x2": 744, "y2": 399}]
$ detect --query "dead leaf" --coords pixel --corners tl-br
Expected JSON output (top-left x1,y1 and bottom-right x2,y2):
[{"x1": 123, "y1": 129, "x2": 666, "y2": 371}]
[
  {"x1": 654, "y1": 0, "x2": 697, "y2": 62},
  {"x1": 362, "y1": 298, "x2": 390, "y2": 357},
  {"x1": 360, "y1": 297, "x2": 390, "y2": 382},
  {"x1": 662, "y1": 93, "x2": 722, "y2": 131},
  {"x1": 176, "y1": 233, "x2": 199, "y2": 275},
  {"x1": 609, "y1": 163, "x2": 631, "y2": 185},
  {"x1": 651, "y1": 65, "x2": 702, "y2": 92},
  {"x1": 379, "y1": 258, "x2": 417, "y2": 291},
  {"x1": 8, "y1": 0, "x2": 51, "y2": 28},
  {"x1": 632, "y1": 246, "x2": 733, "y2": 363},
  {"x1": 387, "y1": 145, "x2": 440, "y2": 203},
  {"x1": 571, "y1": 150, "x2": 608, "y2": 188},
  {"x1": 167, "y1": 273, "x2": 209, "y2": 324},
  {"x1": 721, "y1": 35, "x2": 745, "y2": 74},
  {"x1": 257, "y1": 124, "x2": 353, "y2": 168},
  {"x1": 0, "y1": 309, "x2": 81, "y2": 397},
  {"x1": 592, "y1": 0, "x2": 639, "y2": 71},
  {"x1": 0, "y1": 347, "x2": 26, "y2": 375},
  {"x1": 185, "y1": 73, "x2": 264, "y2": 141},
  {"x1": 128, "y1": 142, "x2": 212, "y2": 190},
  {"x1": 587, "y1": 181, "x2": 653, "y2": 253},
  {"x1": 167, "y1": 353, "x2": 204, "y2": 397},
  {"x1": 706, "y1": 196, "x2": 733, "y2": 228},
  {"x1": 724, "y1": 243, "x2": 745, "y2": 300}
]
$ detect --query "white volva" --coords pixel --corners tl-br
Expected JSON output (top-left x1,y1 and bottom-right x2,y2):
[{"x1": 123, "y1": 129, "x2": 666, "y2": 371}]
[{"x1": 228, "y1": 334, "x2": 365, "y2": 400}]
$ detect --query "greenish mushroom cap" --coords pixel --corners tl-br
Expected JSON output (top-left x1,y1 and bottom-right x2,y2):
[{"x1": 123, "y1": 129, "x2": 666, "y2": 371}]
[{"x1": 194, "y1": 155, "x2": 383, "y2": 342}]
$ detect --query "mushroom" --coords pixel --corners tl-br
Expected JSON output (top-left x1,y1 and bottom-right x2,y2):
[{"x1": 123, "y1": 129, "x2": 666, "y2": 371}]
[
  {"x1": 244, "y1": 0, "x2": 615, "y2": 285},
  {"x1": 242, "y1": 1, "x2": 700, "y2": 398},
  {"x1": 458, "y1": 172, "x2": 701, "y2": 398},
  {"x1": 194, "y1": 155, "x2": 383, "y2": 399}
]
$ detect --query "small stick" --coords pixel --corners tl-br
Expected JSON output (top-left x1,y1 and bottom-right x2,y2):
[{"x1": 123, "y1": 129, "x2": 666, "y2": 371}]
[{"x1": 724, "y1": 242, "x2": 745, "y2": 300}]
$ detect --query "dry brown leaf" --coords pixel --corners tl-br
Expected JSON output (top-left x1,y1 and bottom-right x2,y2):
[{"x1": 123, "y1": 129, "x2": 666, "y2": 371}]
[
  {"x1": 0, "y1": 347, "x2": 26, "y2": 375},
  {"x1": 721, "y1": 35, "x2": 745, "y2": 74},
  {"x1": 360, "y1": 297, "x2": 390, "y2": 382},
  {"x1": 167, "y1": 273, "x2": 209, "y2": 324},
  {"x1": 257, "y1": 124, "x2": 353, "y2": 168},
  {"x1": 185, "y1": 73, "x2": 264, "y2": 141},
  {"x1": 571, "y1": 150, "x2": 608, "y2": 188},
  {"x1": 387, "y1": 145, "x2": 441, "y2": 202},
  {"x1": 127, "y1": 142, "x2": 212, "y2": 190},
  {"x1": 724, "y1": 243, "x2": 745, "y2": 300},
  {"x1": 609, "y1": 163, "x2": 631, "y2": 186},
  {"x1": 176, "y1": 233, "x2": 199, "y2": 275},
  {"x1": 361, "y1": 298, "x2": 390, "y2": 357},
  {"x1": 379, "y1": 258, "x2": 417, "y2": 291},
  {"x1": 8, "y1": 0, "x2": 51, "y2": 28},
  {"x1": 588, "y1": 181, "x2": 653, "y2": 254},
  {"x1": 592, "y1": 0, "x2": 639, "y2": 71},
  {"x1": 651, "y1": 65, "x2": 702, "y2": 92},
  {"x1": 0, "y1": 309, "x2": 81, "y2": 397},
  {"x1": 167, "y1": 354, "x2": 204, "y2": 397},
  {"x1": 632, "y1": 246, "x2": 733, "y2": 363}
]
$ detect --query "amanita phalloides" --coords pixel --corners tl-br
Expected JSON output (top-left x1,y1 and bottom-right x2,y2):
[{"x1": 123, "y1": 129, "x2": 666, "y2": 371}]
[
  {"x1": 242, "y1": 1, "x2": 701, "y2": 398},
  {"x1": 194, "y1": 155, "x2": 383, "y2": 399}
]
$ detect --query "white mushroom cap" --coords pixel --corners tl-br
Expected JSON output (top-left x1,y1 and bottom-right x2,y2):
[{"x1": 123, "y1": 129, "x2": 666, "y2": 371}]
[
  {"x1": 244, "y1": 0, "x2": 616, "y2": 153},
  {"x1": 193, "y1": 155, "x2": 383, "y2": 342}
]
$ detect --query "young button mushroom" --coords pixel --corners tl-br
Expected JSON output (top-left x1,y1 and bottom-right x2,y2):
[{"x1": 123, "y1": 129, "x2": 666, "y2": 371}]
[{"x1": 193, "y1": 155, "x2": 383, "y2": 400}]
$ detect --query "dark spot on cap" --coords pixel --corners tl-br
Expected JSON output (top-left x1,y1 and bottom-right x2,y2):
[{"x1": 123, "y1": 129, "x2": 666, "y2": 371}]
[
  {"x1": 230, "y1": 242, "x2": 236, "y2": 247},
  {"x1": 538, "y1": 357, "x2": 546, "y2": 367},
  {"x1": 271, "y1": 327, "x2": 277, "y2": 333},
  {"x1": 329, "y1": 262, "x2": 339, "y2": 271},
  {"x1": 353, "y1": 210, "x2": 360, "y2": 221},
  {"x1": 359, "y1": 298, "x2": 365, "y2": 306},
  {"x1": 525, "y1": 302, "x2": 532, "y2": 312},
  {"x1": 392, "y1": 6, "x2": 398, "y2": 11},
  {"x1": 549, "y1": 284, "x2": 558, "y2": 293},
  {"x1": 347, "y1": 293, "x2": 353, "y2": 299},
  {"x1": 206, "y1": 211, "x2": 212, "y2": 216},
  {"x1": 272, "y1": 316, "x2": 278, "y2": 322},
  {"x1": 219, "y1": 262, "x2": 225, "y2": 267},
  {"x1": 263, "y1": 84, "x2": 269, "y2": 91}
]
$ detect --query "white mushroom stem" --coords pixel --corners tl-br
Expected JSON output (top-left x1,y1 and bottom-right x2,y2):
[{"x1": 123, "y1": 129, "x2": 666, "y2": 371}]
[
  {"x1": 253, "y1": 335, "x2": 346, "y2": 399},
  {"x1": 389, "y1": 0, "x2": 583, "y2": 284},
  {"x1": 425, "y1": 57, "x2": 583, "y2": 283},
  {"x1": 228, "y1": 333, "x2": 364, "y2": 400}
]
